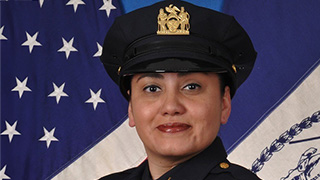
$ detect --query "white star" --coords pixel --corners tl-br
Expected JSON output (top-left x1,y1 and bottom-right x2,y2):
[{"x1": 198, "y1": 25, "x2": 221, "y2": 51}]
[
  {"x1": 11, "y1": 77, "x2": 32, "y2": 99},
  {"x1": 58, "y1": 37, "x2": 78, "y2": 59},
  {"x1": 48, "y1": 82, "x2": 69, "y2": 104},
  {"x1": 39, "y1": 0, "x2": 44, "y2": 7},
  {"x1": 39, "y1": 127, "x2": 58, "y2": 148},
  {"x1": 66, "y1": 0, "x2": 85, "y2": 13},
  {"x1": 99, "y1": 0, "x2": 116, "y2": 17},
  {"x1": 21, "y1": 31, "x2": 42, "y2": 53},
  {"x1": 0, "y1": 165, "x2": 10, "y2": 180},
  {"x1": 85, "y1": 89, "x2": 105, "y2": 110},
  {"x1": 1, "y1": 121, "x2": 21, "y2": 143},
  {"x1": 0, "y1": 26, "x2": 8, "y2": 40},
  {"x1": 93, "y1": 42, "x2": 102, "y2": 57}
]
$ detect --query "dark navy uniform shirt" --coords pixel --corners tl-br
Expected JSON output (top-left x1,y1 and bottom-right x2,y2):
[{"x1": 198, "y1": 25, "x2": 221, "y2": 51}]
[{"x1": 99, "y1": 137, "x2": 261, "y2": 180}]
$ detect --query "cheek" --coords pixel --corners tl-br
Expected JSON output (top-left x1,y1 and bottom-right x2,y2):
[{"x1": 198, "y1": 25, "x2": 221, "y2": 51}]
[
  {"x1": 131, "y1": 101, "x2": 158, "y2": 127},
  {"x1": 189, "y1": 98, "x2": 222, "y2": 130}
]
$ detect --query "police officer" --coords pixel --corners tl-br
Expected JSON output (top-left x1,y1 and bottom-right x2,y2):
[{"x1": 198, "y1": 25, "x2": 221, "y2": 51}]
[{"x1": 99, "y1": 0, "x2": 260, "y2": 179}]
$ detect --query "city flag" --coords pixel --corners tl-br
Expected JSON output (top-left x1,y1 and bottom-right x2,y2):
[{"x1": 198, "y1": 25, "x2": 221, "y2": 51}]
[{"x1": 223, "y1": 1, "x2": 320, "y2": 179}]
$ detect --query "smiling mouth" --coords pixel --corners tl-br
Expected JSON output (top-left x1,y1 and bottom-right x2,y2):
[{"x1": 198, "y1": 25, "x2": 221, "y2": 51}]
[{"x1": 157, "y1": 123, "x2": 191, "y2": 133}]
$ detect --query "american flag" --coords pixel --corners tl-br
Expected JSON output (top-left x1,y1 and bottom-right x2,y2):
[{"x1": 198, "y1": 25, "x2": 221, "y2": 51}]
[{"x1": 0, "y1": 0, "x2": 137, "y2": 179}]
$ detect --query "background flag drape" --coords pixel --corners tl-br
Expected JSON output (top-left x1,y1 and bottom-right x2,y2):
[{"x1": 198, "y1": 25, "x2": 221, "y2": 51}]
[
  {"x1": 223, "y1": 1, "x2": 320, "y2": 179},
  {"x1": 2, "y1": 1, "x2": 320, "y2": 180}
]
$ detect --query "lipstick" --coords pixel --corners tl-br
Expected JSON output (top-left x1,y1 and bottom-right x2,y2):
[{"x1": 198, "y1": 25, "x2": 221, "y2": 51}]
[{"x1": 157, "y1": 123, "x2": 191, "y2": 133}]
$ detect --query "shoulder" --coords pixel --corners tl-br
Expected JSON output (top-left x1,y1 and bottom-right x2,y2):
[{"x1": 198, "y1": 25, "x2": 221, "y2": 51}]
[
  {"x1": 98, "y1": 167, "x2": 137, "y2": 180},
  {"x1": 98, "y1": 159, "x2": 148, "y2": 180},
  {"x1": 206, "y1": 161, "x2": 261, "y2": 180}
]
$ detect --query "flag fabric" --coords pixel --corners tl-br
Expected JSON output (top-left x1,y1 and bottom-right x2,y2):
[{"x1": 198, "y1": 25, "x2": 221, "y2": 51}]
[
  {"x1": 229, "y1": 61, "x2": 320, "y2": 179},
  {"x1": 120, "y1": 0, "x2": 223, "y2": 14},
  {"x1": 222, "y1": 1, "x2": 320, "y2": 179},
  {"x1": 3, "y1": 0, "x2": 319, "y2": 180},
  {"x1": 0, "y1": 0, "x2": 137, "y2": 179}
]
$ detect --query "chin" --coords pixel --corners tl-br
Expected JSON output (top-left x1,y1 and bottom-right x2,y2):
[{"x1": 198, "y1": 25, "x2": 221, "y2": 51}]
[
  {"x1": 143, "y1": 133, "x2": 216, "y2": 159},
  {"x1": 154, "y1": 140, "x2": 204, "y2": 158}
]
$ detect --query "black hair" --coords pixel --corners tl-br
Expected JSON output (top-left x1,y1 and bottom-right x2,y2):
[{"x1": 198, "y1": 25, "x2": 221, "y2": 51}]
[{"x1": 217, "y1": 73, "x2": 227, "y2": 97}]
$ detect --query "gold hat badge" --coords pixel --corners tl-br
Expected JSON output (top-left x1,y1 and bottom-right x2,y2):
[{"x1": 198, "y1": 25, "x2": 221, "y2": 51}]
[{"x1": 157, "y1": 4, "x2": 190, "y2": 35}]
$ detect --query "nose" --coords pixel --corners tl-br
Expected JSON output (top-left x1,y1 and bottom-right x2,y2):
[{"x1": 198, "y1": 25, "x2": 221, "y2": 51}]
[{"x1": 160, "y1": 90, "x2": 186, "y2": 116}]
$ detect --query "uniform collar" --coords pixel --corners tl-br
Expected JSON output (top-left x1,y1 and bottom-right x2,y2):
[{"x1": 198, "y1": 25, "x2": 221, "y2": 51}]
[{"x1": 127, "y1": 137, "x2": 227, "y2": 180}]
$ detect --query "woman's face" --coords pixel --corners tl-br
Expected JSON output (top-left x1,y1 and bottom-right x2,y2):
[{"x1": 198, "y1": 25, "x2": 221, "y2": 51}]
[{"x1": 128, "y1": 72, "x2": 231, "y2": 160}]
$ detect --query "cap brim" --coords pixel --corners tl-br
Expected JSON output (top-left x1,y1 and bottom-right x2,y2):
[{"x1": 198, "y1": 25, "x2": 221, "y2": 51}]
[{"x1": 122, "y1": 58, "x2": 228, "y2": 76}]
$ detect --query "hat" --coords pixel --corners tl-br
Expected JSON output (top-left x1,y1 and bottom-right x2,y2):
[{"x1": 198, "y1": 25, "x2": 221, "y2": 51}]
[{"x1": 100, "y1": 0, "x2": 257, "y2": 99}]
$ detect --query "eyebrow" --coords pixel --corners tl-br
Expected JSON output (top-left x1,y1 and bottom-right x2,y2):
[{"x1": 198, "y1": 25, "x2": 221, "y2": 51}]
[{"x1": 136, "y1": 73, "x2": 164, "y2": 82}]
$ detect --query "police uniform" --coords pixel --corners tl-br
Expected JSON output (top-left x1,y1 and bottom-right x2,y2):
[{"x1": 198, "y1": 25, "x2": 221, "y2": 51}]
[
  {"x1": 99, "y1": 137, "x2": 260, "y2": 180},
  {"x1": 99, "y1": 0, "x2": 260, "y2": 179}
]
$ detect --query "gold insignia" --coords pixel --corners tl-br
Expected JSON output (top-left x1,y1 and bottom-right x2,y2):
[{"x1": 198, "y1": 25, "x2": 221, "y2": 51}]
[
  {"x1": 219, "y1": 162, "x2": 230, "y2": 169},
  {"x1": 157, "y1": 4, "x2": 190, "y2": 35},
  {"x1": 117, "y1": 66, "x2": 121, "y2": 75},
  {"x1": 232, "y1": 64, "x2": 237, "y2": 73}
]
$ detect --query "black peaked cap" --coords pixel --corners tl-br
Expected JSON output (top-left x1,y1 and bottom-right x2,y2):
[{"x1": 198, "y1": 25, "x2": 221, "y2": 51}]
[{"x1": 100, "y1": 0, "x2": 257, "y2": 99}]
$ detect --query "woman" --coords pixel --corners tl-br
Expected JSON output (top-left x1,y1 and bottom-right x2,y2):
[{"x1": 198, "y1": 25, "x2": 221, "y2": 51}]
[{"x1": 99, "y1": 1, "x2": 260, "y2": 179}]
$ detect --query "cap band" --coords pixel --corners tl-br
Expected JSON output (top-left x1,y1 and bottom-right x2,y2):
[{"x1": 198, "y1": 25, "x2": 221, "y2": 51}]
[{"x1": 120, "y1": 35, "x2": 234, "y2": 76}]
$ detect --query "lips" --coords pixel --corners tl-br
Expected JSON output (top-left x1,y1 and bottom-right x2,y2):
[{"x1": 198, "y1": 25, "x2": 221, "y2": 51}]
[{"x1": 157, "y1": 123, "x2": 191, "y2": 133}]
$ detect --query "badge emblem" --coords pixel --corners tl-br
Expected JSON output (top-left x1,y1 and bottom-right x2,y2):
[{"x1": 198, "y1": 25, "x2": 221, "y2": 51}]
[{"x1": 157, "y1": 4, "x2": 190, "y2": 35}]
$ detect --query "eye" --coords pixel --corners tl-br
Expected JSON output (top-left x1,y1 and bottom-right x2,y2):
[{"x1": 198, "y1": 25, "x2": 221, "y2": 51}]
[
  {"x1": 143, "y1": 85, "x2": 161, "y2": 93},
  {"x1": 183, "y1": 83, "x2": 201, "y2": 90}
]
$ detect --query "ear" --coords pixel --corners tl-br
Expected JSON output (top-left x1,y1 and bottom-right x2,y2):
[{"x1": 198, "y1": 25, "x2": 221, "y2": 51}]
[
  {"x1": 128, "y1": 101, "x2": 136, "y2": 127},
  {"x1": 221, "y1": 86, "x2": 231, "y2": 125}
]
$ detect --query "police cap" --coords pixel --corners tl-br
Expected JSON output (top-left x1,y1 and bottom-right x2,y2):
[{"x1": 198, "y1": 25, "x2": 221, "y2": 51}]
[{"x1": 100, "y1": 0, "x2": 257, "y2": 100}]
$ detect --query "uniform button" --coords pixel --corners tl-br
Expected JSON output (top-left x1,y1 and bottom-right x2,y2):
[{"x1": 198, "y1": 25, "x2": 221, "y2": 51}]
[
  {"x1": 219, "y1": 162, "x2": 229, "y2": 169},
  {"x1": 168, "y1": 177, "x2": 172, "y2": 180}
]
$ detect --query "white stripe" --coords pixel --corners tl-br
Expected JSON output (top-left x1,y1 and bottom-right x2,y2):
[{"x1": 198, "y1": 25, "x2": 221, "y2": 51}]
[
  {"x1": 229, "y1": 64, "x2": 320, "y2": 179},
  {"x1": 52, "y1": 119, "x2": 146, "y2": 180}
]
